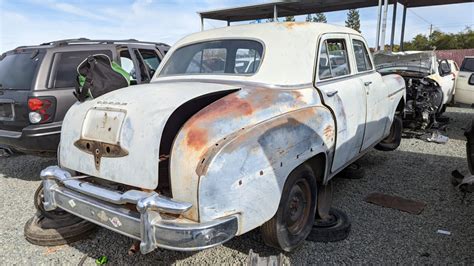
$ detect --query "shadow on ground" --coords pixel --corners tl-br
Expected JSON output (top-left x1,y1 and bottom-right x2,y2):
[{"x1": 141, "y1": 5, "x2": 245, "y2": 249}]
[{"x1": 0, "y1": 155, "x2": 56, "y2": 181}]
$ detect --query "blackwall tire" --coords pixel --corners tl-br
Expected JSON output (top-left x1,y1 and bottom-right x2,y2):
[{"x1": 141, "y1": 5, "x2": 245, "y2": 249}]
[
  {"x1": 24, "y1": 214, "x2": 97, "y2": 246},
  {"x1": 260, "y1": 164, "x2": 317, "y2": 252},
  {"x1": 307, "y1": 208, "x2": 351, "y2": 243},
  {"x1": 375, "y1": 116, "x2": 402, "y2": 151},
  {"x1": 465, "y1": 119, "x2": 474, "y2": 175}
]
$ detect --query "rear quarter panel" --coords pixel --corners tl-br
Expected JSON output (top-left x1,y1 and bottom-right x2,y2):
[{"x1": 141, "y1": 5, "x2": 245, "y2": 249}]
[{"x1": 170, "y1": 86, "x2": 336, "y2": 234}]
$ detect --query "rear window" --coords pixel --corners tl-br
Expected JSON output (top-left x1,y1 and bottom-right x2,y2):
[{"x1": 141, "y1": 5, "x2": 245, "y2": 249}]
[
  {"x1": 49, "y1": 50, "x2": 113, "y2": 89},
  {"x1": 159, "y1": 39, "x2": 263, "y2": 76},
  {"x1": 0, "y1": 51, "x2": 44, "y2": 90},
  {"x1": 460, "y1": 58, "x2": 474, "y2": 72}
]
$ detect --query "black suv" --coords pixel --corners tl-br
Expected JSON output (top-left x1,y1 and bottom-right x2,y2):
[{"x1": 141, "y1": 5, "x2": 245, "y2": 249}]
[{"x1": 0, "y1": 38, "x2": 169, "y2": 155}]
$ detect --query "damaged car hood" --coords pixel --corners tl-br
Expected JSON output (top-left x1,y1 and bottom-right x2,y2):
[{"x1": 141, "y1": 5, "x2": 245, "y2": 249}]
[
  {"x1": 59, "y1": 81, "x2": 240, "y2": 189},
  {"x1": 374, "y1": 51, "x2": 434, "y2": 74}
]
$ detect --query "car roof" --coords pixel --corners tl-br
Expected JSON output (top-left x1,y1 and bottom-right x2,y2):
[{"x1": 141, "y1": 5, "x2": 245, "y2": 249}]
[
  {"x1": 156, "y1": 22, "x2": 362, "y2": 85},
  {"x1": 8, "y1": 38, "x2": 169, "y2": 52},
  {"x1": 176, "y1": 22, "x2": 360, "y2": 45}
]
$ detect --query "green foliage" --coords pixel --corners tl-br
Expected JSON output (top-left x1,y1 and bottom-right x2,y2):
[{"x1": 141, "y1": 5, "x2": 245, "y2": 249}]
[
  {"x1": 314, "y1": 13, "x2": 327, "y2": 23},
  {"x1": 284, "y1": 16, "x2": 295, "y2": 22},
  {"x1": 403, "y1": 27, "x2": 474, "y2": 50},
  {"x1": 345, "y1": 9, "x2": 361, "y2": 33},
  {"x1": 306, "y1": 13, "x2": 327, "y2": 23}
]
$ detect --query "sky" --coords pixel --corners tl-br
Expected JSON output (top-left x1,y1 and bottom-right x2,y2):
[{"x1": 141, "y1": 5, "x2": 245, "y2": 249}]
[{"x1": 1, "y1": 0, "x2": 473, "y2": 52}]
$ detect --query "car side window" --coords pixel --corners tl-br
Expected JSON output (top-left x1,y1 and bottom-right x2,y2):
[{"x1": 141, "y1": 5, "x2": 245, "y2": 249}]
[
  {"x1": 137, "y1": 49, "x2": 161, "y2": 77},
  {"x1": 318, "y1": 39, "x2": 350, "y2": 80},
  {"x1": 50, "y1": 50, "x2": 112, "y2": 88},
  {"x1": 353, "y1": 39, "x2": 373, "y2": 72},
  {"x1": 134, "y1": 50, "x2": 151, "y2": 83},
  {"x1": 119, "y1": 50, "x2": 137, "y2": 84},
  {"x1": 439, "y1": 60, "x2": 451, "y2": 76}
]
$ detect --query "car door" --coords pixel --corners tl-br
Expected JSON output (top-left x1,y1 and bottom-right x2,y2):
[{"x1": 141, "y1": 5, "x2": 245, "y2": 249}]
[
  {"x1": 130, "y1": 47, "x2": 163, "y2": 83},
  {"x1": 315, "y1": 34, "x2": 367, "y2": 173},
  {"x1": 350, "y1": 36, "x2": 389, "y2": 150},
  {"x1": 437, "y1": 59, "x2": 455, "y2": 101}
]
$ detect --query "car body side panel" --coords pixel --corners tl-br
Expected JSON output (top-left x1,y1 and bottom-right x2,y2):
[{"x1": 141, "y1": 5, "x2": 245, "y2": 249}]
[
  {"x1": 455, "y1": 71, "x2": 474, "y2": 104},
  {"x1": 380, "y1": 74, "x2": 406, "y2": 137},
  {"x1": 197, "y1": 106, "x2": 335, "y2": 234},
  {"x1": 169, "y1": 86, "x2": 331, "y2": 221}
]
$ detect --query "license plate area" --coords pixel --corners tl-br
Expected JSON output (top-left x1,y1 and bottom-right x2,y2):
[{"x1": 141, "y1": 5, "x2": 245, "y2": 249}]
[
  {"x1": 0, "y1": 101, "x2": 14, "y2": 121},
  {"x1": 82, "y1": 108, "x2": 126, "y2": 145}
]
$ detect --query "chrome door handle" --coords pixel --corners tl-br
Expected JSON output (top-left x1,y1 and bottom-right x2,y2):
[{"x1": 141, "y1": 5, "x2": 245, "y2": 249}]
[
  {"x1": 326, "y1": 90, "x2": 338, "y2": 97},
  {"x1": 364, "y1": 81, "x2": 372, "y2": 86}
]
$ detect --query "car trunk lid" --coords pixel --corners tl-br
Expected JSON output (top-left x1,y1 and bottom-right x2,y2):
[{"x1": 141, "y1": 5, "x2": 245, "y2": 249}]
[{"x1": 59, "y1": 80, "x2": 240, "y2": 189}]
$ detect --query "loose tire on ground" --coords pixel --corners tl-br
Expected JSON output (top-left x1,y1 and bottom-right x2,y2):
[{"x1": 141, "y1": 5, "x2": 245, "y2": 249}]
[
  {"x1": 24, "y1": 214, "x2": 97, "y2": 246},
  {"x1": 307, "y1": 208, "x2": 351, "y2": 243},
  {"x1": 375, "y1": 116, "x2": 403, "y2": 151},
  {"x1": 260, "y1": 164, "x2": 318, "y2": 252},
  {"x1": 25, "y1": 184, "x2": 98, "y2": 246}
]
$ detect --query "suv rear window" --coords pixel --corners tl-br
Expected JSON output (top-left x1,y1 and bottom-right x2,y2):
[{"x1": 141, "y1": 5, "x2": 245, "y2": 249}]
[
  {"x1": 460, "y1": 58, "x2": 474, "y2": 72},
  {"x1": 159, "y1": 40, "x2": 263, "y2": 76},
  {"x1": 0, "y1": 51, "x2": 44, "y2": 90},
  {"x1": 49, "y1": 50, "x2": 112, "y2": 88}
]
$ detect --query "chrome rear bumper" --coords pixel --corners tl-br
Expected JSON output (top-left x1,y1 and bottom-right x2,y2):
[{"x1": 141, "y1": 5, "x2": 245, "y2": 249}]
[{"x1": 40, "y1": 166, "x2": 238, "y2": 254}]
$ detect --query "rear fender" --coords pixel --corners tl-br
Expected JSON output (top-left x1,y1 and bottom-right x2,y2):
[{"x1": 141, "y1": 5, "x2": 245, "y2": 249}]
[
  {"x1": 170, "y1": 86, "x2": 325, "y2": 222},
  {"x1": 198, "y1": 107, "x2": 335, "y2": 234}
]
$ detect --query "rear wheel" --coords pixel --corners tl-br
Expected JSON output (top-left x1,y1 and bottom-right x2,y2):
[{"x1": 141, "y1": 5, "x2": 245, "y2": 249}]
[
  {"x1": 375, "y1": 116, "x2": 402, "y2": 151},
  {"x1": 260, "y1": 164, "x2": 317, "y2": 252}
]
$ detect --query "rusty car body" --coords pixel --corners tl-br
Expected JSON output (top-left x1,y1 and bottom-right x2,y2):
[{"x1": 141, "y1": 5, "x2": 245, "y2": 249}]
[{"x1": 40, "y1": 22, "x2": 405, "y2": 253}]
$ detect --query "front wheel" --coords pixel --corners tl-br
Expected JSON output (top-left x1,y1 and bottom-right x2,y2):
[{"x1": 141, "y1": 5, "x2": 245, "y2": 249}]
[
  {"x1": 375, "y1": 116, "x2": 402, "y2": 151},
  {"x1": 260, "y1": 164, "x2": 317, "y2": 252}
]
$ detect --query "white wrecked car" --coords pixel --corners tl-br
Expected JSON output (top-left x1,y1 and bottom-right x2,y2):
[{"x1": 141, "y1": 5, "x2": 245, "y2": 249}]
[{"x1": 40, "y1": 22, "x2": 405, "y2": 253}]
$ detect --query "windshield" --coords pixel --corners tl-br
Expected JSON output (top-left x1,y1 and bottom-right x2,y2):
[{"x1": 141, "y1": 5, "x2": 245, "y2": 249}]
[
  {"x1": 159, "y1": 39, "x2": 264, "y2": 76},
  {"x1": 460, "y1": 58, "x2": 474, "y2": 72},
  {"x1": 0, "y1": 51, "x2": 43, "y2": 90}
]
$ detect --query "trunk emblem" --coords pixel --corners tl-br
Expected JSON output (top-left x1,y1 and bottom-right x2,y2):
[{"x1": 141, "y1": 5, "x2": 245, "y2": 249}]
[{"x1": 74, "y1": 139, "x2": 128, "y2": 170}]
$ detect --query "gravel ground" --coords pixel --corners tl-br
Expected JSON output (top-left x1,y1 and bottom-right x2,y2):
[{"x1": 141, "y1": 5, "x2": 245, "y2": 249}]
[{"x1": 0, "y1": 106, "x2": 473, "y2": 265}]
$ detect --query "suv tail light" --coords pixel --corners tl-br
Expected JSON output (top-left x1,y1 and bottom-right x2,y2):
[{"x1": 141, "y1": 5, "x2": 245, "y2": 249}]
[{"x1": 28, "y1": 97, "x2": 56, "y2": 124}]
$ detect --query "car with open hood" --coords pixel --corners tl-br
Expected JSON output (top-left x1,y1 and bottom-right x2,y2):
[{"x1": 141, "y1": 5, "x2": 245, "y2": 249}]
[
  {"x1": 38, "y1": 22, "x2": 405, "y2": 253},
  {"x1": 374, "y1": 51, "x2": 455, "y2": 129}
]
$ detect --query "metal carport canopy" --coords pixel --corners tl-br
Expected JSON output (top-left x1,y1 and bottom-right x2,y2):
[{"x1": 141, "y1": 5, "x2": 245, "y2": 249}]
[{"x1": 199, "y1": 0, "x2": 469, "y2": 22}]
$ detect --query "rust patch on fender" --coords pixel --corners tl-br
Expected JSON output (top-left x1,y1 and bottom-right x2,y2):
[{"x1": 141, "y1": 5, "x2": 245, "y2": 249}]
[
  {"x1": 186, "y1": 127, "x2": 208, "y2": 151},
  {"x1": 323, "y1": 125, "x2": 335, "y2": 139},
  {"x1": 193, "y1": 93, "x2": 253, "y2": 121}
]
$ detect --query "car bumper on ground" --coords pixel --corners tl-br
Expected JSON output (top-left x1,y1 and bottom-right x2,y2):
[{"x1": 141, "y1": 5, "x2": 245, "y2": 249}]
[
  {"x1": 40, "y1": 166, "x2": 238, "y2": 254},
  {"x1": 0, "y1": 122, "x2": 61, "y2": 154}
]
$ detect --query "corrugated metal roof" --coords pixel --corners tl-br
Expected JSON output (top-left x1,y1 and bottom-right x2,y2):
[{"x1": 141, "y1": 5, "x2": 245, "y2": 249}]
[{"x1": 199, "y1": 0, "x2": 471, "y2": 22}]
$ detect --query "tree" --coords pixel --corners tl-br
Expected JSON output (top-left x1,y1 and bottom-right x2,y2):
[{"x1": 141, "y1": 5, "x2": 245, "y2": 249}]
[
  {"x1": 313, "y1": 13, "x2": 327, "y2": 23},
  {"x1": 403, "y1": 34, "x2": 430, "y2": 50},
  {"x1": 402, "y1": 27, "x2": 474, "y2": 50},
  {"x1": 305, "y1": 14, "x2": 313, "y2": 22},
  {"x1": 284, "y1": 16, "x2": 295, "y2": 22},
  {"x1": 345, "y1": 9, "x2": 361, "y2": 33}
]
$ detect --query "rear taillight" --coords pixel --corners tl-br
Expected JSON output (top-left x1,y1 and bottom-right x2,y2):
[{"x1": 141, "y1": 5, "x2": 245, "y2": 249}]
[{"x1": 28, "y1": 97, "x2": 56, "y2": 124}]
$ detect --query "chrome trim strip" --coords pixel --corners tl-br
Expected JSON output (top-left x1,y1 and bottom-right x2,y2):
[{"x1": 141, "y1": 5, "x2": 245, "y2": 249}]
[{"x1": 388, "y1": 87, "x2": 405, "y2": 97}]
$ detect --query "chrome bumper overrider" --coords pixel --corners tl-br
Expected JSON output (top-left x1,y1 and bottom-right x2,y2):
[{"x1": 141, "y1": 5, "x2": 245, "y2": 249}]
[{"x1": 40, "y1": 166, "x2": 238, "y2": 254}]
